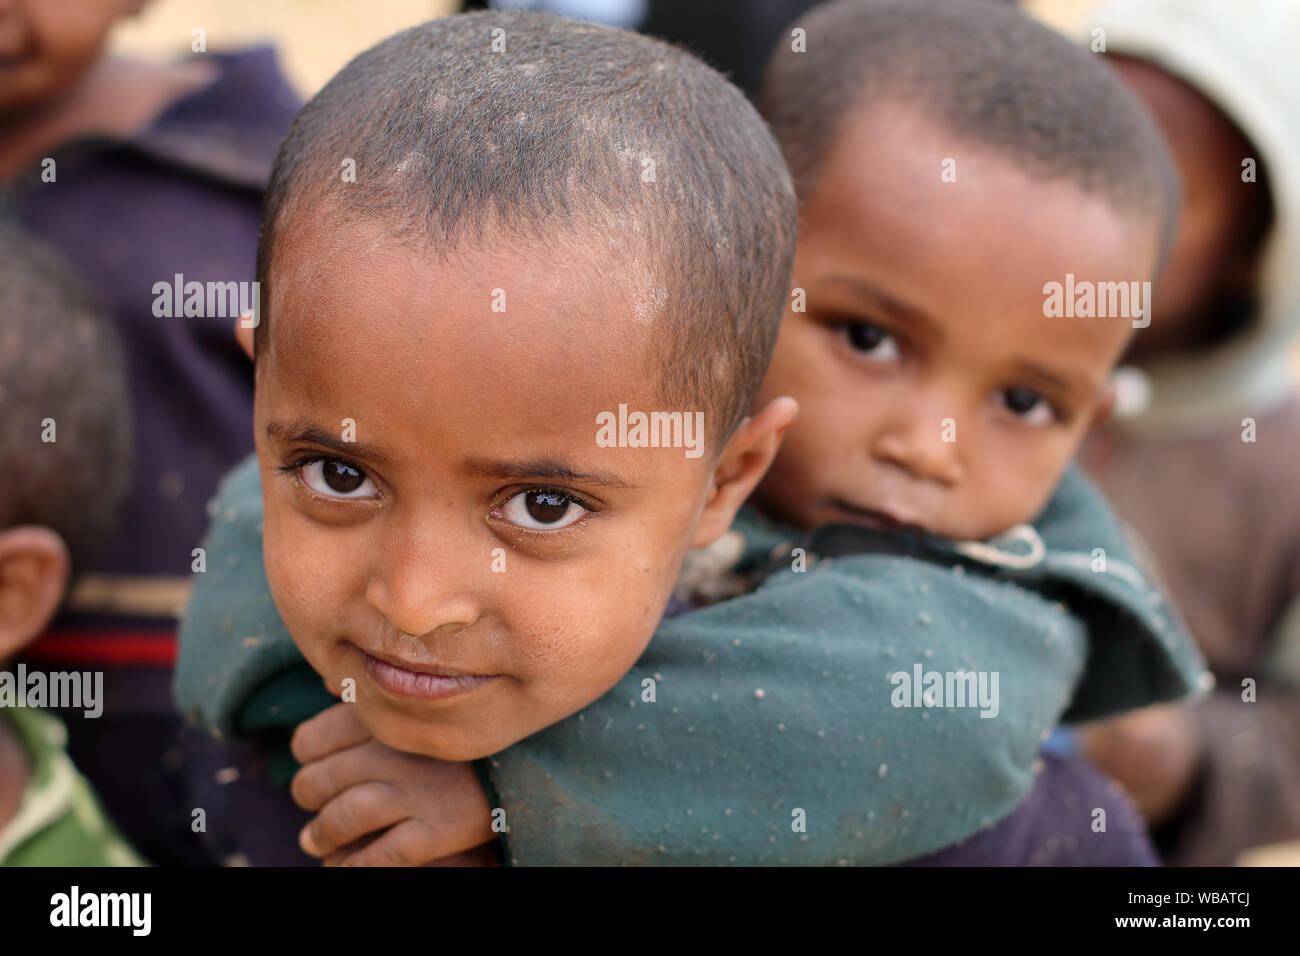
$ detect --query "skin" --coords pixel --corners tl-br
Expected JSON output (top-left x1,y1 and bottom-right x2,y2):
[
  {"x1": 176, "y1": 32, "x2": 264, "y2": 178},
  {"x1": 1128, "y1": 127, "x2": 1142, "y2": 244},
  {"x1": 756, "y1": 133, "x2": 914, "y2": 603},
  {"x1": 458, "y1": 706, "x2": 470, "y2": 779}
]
[
  {"x1": 1108, "y1": 55, "x2": 1266, "y2": 359},
  {"x1": 247, "y1": 216, "x2": 795, "y2": 765},
  {"x1": 752, "y1": 101, "x2": 1159, "y2": 543},
  {"x1": 0, "y1": 0, "x2": 216, "y2": 178},
  {"x1": 0, "y1": 525, "x2": 71, "y2": 832}
]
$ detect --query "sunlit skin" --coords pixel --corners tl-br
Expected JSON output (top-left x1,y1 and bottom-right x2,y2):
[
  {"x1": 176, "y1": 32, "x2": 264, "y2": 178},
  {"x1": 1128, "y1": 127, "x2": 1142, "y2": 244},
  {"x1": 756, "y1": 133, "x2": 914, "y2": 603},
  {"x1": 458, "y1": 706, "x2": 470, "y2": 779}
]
[
  {"x1": 248, "y1": 217, "x2": 793, "y2": 762},
  {"x1": 753, "y1": 101, "x2": 1163, "y2": 542},
  {"x1": 1108, "y1": 55, "x2": 1265, "y2": 358}
]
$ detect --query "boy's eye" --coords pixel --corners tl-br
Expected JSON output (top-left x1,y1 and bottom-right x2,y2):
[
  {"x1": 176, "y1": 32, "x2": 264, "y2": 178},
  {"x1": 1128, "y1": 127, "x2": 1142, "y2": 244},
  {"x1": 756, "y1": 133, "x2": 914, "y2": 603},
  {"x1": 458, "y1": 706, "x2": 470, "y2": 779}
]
[
  {"x1": 299, "y1": 458, "x2": 379, "y2": 499},
  {"x1": 500, "y1": 489, "x2": 590, "y2": 531},
  {"x1": 844, "y1": 322, "x2": 901, "y2": 362},
  {"x1": 1000, "y1": 387, "x2": 1054, "y2": 426}
]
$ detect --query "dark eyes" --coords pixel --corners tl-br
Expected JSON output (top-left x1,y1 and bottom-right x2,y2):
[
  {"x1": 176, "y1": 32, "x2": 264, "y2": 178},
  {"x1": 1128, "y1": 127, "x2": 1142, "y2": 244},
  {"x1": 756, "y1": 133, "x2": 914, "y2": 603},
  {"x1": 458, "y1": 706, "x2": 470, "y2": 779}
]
[
  {"x1": 282, "y1": 456, "x2": 591, "y2": 531},
  {"x1": 843, "y1": 322, "x2": 900, "y2": 362},
  {"x1": 833, "y1": 312, "x2": 1069, "y2": 428},
  {"x1": 295, "y1": 458, "x2": 378, "y2": 499},
  {"x1": 999, "y1": 387, "x2": 1054, "y2": 426},
  {"x1": 496, "y1": 490, "x2": 590, "y2": 531}
]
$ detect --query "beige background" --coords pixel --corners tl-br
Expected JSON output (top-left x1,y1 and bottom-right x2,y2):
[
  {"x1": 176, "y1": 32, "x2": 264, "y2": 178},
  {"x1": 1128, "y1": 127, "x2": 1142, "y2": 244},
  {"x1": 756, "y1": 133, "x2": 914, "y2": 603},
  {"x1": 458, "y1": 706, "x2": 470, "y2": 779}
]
[
  {"x1": 110, "y1": 0, "x2": 460, "y2": 95},
  {"x1": 110, "y1": 0, "x2": 1085, "y2": 96}
]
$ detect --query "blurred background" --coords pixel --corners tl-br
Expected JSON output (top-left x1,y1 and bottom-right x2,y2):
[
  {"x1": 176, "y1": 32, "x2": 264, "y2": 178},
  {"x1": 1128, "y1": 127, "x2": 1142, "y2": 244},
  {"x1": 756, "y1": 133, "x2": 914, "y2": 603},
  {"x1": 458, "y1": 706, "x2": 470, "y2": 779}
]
[
  {"x1": 110, "y1": 0, "x2": 1110, "y2": 98},
  {"x1": 109, "y1": 0, "x2": 458, "y2": 95}
]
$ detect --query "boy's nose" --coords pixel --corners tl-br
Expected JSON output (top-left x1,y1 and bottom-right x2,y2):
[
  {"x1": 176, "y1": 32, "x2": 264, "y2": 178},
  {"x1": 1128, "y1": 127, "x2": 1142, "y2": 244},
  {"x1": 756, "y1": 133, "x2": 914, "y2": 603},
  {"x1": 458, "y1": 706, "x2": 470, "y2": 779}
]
[
  {"x1": 364, "y1": 531, "x2": 482, "y2": 639},
  {"x1": 870, "y1": 405, "x2": 964, "y2": 486}
]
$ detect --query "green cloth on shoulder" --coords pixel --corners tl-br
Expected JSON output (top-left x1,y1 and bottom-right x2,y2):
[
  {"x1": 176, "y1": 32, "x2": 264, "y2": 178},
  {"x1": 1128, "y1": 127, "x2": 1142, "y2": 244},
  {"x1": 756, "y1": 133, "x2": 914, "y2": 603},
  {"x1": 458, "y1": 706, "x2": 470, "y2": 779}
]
[
  {"x1": 0, "y1": 707, "x2": 146, "y2": 867},
  {"x1": 175, "y1": 454, "x2": 1206, "y2": 864}
]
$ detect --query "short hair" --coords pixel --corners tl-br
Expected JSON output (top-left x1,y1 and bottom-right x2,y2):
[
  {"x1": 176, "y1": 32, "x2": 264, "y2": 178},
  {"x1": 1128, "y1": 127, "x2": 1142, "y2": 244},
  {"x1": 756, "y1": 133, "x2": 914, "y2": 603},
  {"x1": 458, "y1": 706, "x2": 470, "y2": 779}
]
[
  {"x1": 0, "y1": 225, "x2": 132, "y2": 574},
  {"x1": 257, "y1": 10, "x2": 798, "y2": 445},
  {"x1": 760, "y1": 0, "x2": 1179, "y2": 253}
]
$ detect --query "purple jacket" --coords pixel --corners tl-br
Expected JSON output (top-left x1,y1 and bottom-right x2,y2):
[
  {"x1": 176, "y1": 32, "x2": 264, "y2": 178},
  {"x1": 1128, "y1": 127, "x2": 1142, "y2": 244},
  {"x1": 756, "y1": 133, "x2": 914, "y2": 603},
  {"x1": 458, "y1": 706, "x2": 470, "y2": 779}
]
[{"x1": 907, "y1": 751, "x2": 1157, "y2": 866}]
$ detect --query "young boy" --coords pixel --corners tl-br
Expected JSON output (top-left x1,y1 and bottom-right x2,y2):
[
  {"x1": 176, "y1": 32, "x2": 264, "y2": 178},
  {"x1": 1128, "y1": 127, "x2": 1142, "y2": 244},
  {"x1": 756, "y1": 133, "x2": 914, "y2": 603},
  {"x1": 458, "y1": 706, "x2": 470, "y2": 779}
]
[
  {"x1": 1066, "y1": 0, "x2": 1300, "y2": 865},
  {"x1": 176, "y1": 3, "x2": 1204, "y2": 865},
  {"x1": 0, "y1": 226, "x2": 142, "y2": 866},
  {"x1": 1, "y1": 0, "x2": 302, "y2": 864}
]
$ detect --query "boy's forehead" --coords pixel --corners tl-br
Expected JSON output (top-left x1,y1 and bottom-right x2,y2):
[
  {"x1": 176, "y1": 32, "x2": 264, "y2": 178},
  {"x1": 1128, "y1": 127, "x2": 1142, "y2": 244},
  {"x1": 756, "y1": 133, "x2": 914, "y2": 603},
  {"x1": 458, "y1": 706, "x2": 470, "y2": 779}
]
[
  {"x1": 810, "y1": 100, "x2": 1158, "y2": 268},
  {"x1": 266, "y1": 217, "x2": 658, "y2": 364},
  {"x1": 261, "y1": 219, "x2": 671, "y2": 453},
  {"x1": 799, "y1": 100, "x2": 1149, "y2": 381}
]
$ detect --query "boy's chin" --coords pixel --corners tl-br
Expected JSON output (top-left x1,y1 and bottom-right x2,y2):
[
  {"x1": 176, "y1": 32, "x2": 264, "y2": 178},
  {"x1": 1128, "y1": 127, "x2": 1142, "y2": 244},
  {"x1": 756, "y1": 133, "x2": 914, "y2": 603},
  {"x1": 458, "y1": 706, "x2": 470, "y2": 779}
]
[{"x1": 358, "y1": 702, "x2": 526, "y2": 763}]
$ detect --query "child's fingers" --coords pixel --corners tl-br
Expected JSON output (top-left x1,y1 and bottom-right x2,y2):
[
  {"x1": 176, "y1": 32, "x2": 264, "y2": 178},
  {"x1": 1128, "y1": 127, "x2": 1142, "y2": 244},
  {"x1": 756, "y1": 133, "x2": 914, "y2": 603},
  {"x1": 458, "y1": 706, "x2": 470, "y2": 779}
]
[
  {"x1": 334, "y1": 818, "x2": 444, "y2": 867},
  {"x1": 299, "y1": 781, "x2": 405, "y2": 858},
  {"x1": 290, "y1": 747, "x2": 344, "y2": 811},
  {"x1": 290, "y1": 701, "x2": 371, "y2": 766},
  {"x1": 321, "y1": 838, "x2": 370, "y2": 867},
  {"x1": 292, "y1": 737, "x2": 411, "y2": 811}
]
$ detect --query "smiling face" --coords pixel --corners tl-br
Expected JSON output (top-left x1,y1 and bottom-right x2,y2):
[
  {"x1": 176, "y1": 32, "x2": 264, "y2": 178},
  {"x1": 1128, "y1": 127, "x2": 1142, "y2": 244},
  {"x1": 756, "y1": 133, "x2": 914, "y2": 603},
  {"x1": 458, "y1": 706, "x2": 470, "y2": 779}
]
[
  {"x1": 0, "y1": 0, "x2": 142, "y2": 115},
  {"x1": 254, "y1": 218, "x2": 734, "y2": 761},
  {"x1": 753, "y1": 102, "x2": 1161, "y2": 542}
]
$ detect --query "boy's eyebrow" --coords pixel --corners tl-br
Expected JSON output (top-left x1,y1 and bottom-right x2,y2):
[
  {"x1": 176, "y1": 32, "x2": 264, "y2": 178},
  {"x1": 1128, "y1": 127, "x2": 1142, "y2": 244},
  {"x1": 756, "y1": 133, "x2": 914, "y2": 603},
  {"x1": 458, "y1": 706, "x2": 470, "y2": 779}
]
[
  {"x1": 822, "y1": 274, "x2": 944, "y2": 341},
  {"x1": 265, "y1": 419, "x2": 393, "y2": 466},
  {"x1": 462, "y1": 456, "x2": 636, "y2": 489},
  {"x1": 1010, "y1": 358, "x2": 1096, "y2": 398}
]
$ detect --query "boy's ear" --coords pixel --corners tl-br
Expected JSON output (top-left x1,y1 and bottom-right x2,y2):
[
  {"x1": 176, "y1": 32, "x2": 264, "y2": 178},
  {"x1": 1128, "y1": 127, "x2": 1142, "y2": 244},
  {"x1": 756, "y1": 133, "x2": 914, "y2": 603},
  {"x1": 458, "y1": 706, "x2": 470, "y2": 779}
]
[
  {"x1": 234, "y1": 317, "x2": 255, "y2": 362},
  {"x1": 0, "y1": 527, "x2": 70, "y2": 661},
  {"x1": 692, "y1": 397, "x2": 799, "y2": 549}
]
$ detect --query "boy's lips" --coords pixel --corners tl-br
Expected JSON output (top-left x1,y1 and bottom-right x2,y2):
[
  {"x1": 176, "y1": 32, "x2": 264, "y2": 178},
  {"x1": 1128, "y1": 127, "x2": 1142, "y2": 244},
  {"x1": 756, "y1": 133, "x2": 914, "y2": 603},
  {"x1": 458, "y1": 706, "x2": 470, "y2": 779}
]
[
  {"x1": 831, "y1": 499, "x2": 928, "y2": 534},
  {"x1": 354, "y1": 645, "x2": 500, "y2": 702}
]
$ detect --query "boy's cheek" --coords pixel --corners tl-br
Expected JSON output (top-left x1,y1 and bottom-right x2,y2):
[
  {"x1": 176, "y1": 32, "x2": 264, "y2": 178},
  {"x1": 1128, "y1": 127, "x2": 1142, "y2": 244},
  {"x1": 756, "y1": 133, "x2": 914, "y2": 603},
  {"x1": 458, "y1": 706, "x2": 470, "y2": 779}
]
[{"x1": 262, "y1": 515, "x2": 353, "y2": 675}]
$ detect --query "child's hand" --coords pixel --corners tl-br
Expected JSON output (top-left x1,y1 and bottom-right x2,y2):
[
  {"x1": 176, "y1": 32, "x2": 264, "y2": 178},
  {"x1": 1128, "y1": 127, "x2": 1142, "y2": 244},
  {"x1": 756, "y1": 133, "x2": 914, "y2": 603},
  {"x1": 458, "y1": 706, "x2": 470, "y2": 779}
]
[
  {"x1": 1078, "y1": 702, "x2": 1203, "y2": 825},
  {"x1": 290, "y1": 702, "x2": 497, "y2": 866}
]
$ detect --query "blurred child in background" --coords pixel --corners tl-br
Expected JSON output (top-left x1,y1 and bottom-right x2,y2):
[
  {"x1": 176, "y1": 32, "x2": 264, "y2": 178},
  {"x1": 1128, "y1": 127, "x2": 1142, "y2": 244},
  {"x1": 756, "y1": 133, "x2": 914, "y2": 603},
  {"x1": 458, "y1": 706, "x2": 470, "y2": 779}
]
[
  {"x1": 0, "y1": 226, "x2": 141, "y2": 866},
  {"x1": 0, "y1": 0, "x2": 301, "y2": 864},
  {"x1": 1071, "y1": 0, "x2": 1300, "y2": 865}
]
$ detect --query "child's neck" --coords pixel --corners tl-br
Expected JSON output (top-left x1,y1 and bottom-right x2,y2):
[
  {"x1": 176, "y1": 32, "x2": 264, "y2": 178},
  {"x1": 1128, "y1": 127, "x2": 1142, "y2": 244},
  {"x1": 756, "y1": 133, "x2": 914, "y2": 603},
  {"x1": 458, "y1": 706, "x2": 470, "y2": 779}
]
[
  {"x1": 0, "y1": 53, "x2": 218, "y2": 181},
  {"x1": 0, "y1": 717, "x2": 30, "y2": 833}
]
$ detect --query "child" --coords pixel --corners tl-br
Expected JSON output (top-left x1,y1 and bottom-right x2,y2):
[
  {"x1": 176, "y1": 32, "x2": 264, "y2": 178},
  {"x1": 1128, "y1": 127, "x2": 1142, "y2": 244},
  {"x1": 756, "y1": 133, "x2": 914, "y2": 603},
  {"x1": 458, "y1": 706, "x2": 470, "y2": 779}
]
[
  {"x1": 1068, "y1": 0, "x2": 1300, "y2": 865},
  {"x1": 0, "y1": 226, "x2": 142, "y2": 866},
  {"x1": 1, "y1": 0, "x2": 302, "y2": 864},
  {"x1": 176, "y1": 3, "x2": 1204, "y2": 865}
]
